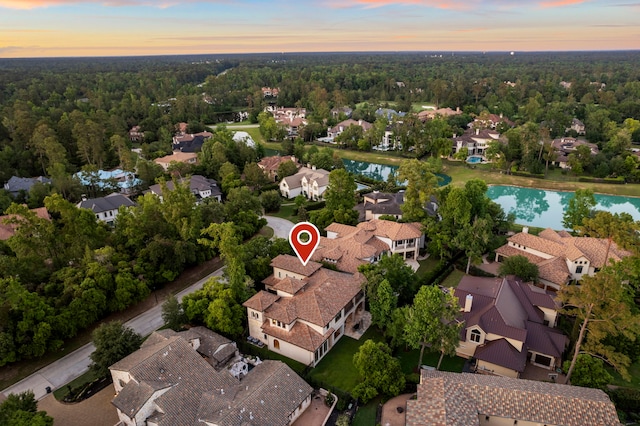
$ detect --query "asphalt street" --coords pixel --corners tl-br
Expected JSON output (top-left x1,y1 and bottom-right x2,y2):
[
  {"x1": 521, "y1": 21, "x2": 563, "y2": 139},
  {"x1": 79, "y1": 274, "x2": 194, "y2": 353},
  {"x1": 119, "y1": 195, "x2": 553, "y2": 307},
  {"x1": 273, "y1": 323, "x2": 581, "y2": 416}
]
[
  {"x1": 265, "y1": 215, "x2": 295, "y2": 239},
  {"x1": 2, "y1": 267, "x2": 224, "y2": 400}
]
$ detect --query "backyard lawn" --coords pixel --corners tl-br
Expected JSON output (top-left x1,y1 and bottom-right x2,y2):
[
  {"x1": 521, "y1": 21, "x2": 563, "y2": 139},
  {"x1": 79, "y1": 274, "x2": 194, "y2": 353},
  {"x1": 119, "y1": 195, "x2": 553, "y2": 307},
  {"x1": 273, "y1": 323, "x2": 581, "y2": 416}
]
[
  {"x1": 269, "y1": 203, "x2": 298, "y2": 222},
  {"x1": 395, "y1": 347, "x2": 466, "y2": 375},
  {"x1": 415, "y1": 257, "x2": 441, "y2": 278},
  {"x1": 308, "y1": 328, "x2": 385, "y2": 393},
  {"x1": 352, "y1": 397, "x2": 381, "y2": 426},
  {"x1": 440, "y1": 268, "x2": 465, "y2": 288},
  {"x1": 608, "y1": 361, "x2": 640, "y2": 390}
]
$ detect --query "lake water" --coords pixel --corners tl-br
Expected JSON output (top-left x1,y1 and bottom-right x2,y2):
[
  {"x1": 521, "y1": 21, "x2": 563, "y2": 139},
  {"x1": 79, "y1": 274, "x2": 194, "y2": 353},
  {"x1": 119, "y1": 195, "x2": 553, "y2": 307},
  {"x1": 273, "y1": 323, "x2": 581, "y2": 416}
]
[
  {"x1": 486, "y1": 185, "x2": 640, "y2": 230},
  {"x1": 341, "y1": 159, "x2": 452, "y2": 186}
]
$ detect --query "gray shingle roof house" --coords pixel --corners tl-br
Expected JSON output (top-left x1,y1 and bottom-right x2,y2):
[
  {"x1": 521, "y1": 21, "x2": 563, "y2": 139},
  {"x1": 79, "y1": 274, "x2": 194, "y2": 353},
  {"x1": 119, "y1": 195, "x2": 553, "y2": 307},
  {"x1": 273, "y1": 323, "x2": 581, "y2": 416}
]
[
  {"x1": 4, "y1": 176, "x2": 51, "y2": 197},
  {"x1": 109, "y1": 327, "x2": 313, "y2": 426},
  {"x1": 406, "y1": 370, "x2": 621, "y2": 426},
  {"x1": 148, "y1": 175, "x2": 222, "y2": 202},
  {"x1": 455, "y1": 275, "x2": 568, "y2": 378},
  {"x1": 77, "y1": 193, "x2": 136, "y2": 225}
]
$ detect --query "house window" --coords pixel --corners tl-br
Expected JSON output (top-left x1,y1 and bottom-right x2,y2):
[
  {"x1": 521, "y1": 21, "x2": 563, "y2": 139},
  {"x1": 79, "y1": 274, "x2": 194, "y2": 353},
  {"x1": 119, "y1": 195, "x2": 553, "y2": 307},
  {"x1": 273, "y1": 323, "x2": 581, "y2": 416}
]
[
  {"x1": 335, "y1": 311, "x2": 342, "y2": 322},
  {"x1": 470, "y1": 329, "x2": 481, "y2": 343},
  {"x1": 273, "y1": 339, "x2": 280, "y2": 350},
  {"x1": 251, "y1": 311, "x2": 259, "y2": 319},
  {"x1": 576, "y1": 266, "x2": 583, "y2": 274},
  {"x1": 534, "y1": 354, "x2": 553, "y2": 367}
]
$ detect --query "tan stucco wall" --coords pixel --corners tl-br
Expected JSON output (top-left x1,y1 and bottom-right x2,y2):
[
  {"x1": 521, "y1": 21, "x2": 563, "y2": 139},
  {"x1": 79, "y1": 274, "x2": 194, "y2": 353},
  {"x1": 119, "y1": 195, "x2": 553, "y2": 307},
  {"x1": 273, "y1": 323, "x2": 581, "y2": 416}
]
[{"x1": 476, "y1": 361, "x2": 519, "y2": 378}]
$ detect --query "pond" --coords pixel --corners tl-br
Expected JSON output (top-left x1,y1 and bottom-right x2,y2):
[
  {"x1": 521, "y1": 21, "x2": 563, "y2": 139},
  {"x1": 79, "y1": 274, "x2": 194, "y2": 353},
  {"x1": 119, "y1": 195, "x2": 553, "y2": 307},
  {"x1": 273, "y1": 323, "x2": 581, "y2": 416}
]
[
  {"x1": 486, "y1": 185, "x2": 640, "y2": 230},
  {"x1": 341, "y1": 159, "x2": 451, "y2": 186}
]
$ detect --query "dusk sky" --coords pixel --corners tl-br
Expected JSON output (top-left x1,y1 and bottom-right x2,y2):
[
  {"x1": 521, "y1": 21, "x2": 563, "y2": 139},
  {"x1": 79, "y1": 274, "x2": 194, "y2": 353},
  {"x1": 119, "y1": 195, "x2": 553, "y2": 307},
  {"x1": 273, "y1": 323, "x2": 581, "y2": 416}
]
[{"x1": 0, "y1": 0, "x2": 639, "y2": 58}]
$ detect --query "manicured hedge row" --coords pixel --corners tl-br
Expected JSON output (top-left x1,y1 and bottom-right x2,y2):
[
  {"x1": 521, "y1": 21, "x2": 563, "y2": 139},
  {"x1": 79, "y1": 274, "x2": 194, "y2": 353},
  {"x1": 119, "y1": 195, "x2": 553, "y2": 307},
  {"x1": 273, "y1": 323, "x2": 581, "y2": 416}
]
[{"x1": 578, "y1": 176, "x2": 626, "y2": 184}]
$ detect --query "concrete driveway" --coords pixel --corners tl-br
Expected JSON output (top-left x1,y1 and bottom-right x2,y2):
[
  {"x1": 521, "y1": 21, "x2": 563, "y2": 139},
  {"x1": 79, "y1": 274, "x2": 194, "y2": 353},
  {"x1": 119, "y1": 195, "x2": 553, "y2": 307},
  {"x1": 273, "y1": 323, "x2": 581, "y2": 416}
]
[
  {"x1": 265, "y1": 215, "x2": 295, "y2": 239},
  {"x1": 2, "y1": 267, "x2": 224, "y2": 401}
]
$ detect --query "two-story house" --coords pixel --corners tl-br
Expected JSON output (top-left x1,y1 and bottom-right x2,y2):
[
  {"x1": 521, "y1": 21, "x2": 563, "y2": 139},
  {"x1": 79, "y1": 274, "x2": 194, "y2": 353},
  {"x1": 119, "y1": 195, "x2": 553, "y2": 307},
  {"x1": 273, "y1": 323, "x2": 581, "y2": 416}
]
[
  {"x1": 154, "y1": 151, "x2": 198, "y2": 171},
  {"x1": 452, "y1": 128, "x2": 501, "y2": 157},
  {"x1": 279, "y1": 166, "x2": 330, "y2": 200},
  {"x1": 257, "y1": 155, "x2": 300, "y2": 182},
  {"x1": 109, "y1": 327, "x2": 312, "y2": 426},
  {"x1": 495, "y1": 227, "x2": 631, "y2": 291},
  {"x1": 354, "y1": 191, "x2": 405, "y2": 221},
  {"x1": 311, "y1": 220, "x2": 425, "y2": 273},
  {"x1": 327, "y1": 119, "x2": 373, "y2": 140},
  {"x1": 77, "y1": 193, "x2": 136, "y2": 225},
  {"x1": 243, "y1": 255, "x2": 366, "y2": 367},
  {"x1": 551, "y1": 137, "x2": 599, "y2": 169},
  {"x1": 148, "y1": 175, "x2": 222, "y2": 202},
  {"x1": 455, "y1": 275, "x2": 568, "y2": 378}
]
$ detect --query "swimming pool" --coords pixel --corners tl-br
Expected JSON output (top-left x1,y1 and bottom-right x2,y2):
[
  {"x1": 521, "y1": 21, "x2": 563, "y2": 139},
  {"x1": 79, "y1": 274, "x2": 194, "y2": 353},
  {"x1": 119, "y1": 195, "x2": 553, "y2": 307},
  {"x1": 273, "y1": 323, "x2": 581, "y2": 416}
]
[{"x1": 466, "y1": 155, "x2": 483, "y2": 164}]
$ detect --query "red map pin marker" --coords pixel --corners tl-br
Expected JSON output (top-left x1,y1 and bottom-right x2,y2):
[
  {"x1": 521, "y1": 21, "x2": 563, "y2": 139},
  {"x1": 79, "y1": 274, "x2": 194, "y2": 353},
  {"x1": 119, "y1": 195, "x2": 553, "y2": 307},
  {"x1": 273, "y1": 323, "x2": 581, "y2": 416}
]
[{"x1": 289, "y1": 222, "x2": 320, "y2": 266}]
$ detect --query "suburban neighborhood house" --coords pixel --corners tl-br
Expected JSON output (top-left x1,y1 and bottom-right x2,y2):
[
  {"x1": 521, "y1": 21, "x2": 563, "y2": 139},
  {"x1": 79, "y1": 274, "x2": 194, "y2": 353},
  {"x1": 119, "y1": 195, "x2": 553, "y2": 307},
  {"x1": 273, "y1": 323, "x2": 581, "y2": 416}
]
[
  {"x1": 405, "y1": 370, "x2": 621, "y2": 426},
  {"x1": 109, "y1": 327, "x2": 312, "y2": 426},
  {"x1": 452, "y1": 127, "x2": 501, "y2": 157},
  {"x1": 314, "y1": 220, "x2": 425, "y2": 273},
  {"x1": 551, "y1": 137, "x2": 599, "y2": 169},
  {"x1": 257, "y1": 155, "x2": 300, "y2": 182},
  {"x1": 154, "y1": 151, "x2": 198, "y2": 171},
  {"x1": 279, "y1": 166, "x2": 329, "y2": 200},
  {"x1": 148, "y1": 175, "x2": 222, "y2": 202},
  {"x1": 77, "y1": 193, "x2": 136, "y2": 225},
  {"x1": 495, "y1": 227, "x2": 631, "y2": 291},
  {"x1": 327, "y1": 119, "x2": 373, "y2": 140},
  {"x1": 172, "y1": 130, "x2": 212, "y2": 152},
  {"x1": 0, "y1": 207, "x2": 50, "y2": 240},
  {"x1": 455, "y1": 275, "x2": 568, "y2": 378},
  {"x1": 3, "y1": 175, "x2": 51, "y2": 197},
  {"x1": 355, "y1": 191, "x2": 405, "y2": 221},
  {"x1": 243, "y1": 254, "x2": 366, "y2": 367}
]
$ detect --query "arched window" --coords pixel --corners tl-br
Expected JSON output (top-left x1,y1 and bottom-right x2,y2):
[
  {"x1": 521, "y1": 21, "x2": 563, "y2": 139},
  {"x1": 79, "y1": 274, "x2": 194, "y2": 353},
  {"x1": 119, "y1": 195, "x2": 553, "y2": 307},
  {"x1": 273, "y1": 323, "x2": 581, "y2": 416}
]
[
  {"x1": 470, "y1": 329, "x2": 482, "y2": 343},
  {"x1": 273, "y1": 339, "x2": 280, "y2": 350}
]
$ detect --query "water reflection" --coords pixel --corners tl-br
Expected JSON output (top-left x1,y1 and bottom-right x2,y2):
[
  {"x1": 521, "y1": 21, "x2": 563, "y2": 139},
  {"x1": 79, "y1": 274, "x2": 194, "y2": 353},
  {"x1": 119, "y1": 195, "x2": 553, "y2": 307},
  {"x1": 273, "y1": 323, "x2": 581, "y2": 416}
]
[{"x1": 487, "y1": 185, "x2": 640, "y2": 230}]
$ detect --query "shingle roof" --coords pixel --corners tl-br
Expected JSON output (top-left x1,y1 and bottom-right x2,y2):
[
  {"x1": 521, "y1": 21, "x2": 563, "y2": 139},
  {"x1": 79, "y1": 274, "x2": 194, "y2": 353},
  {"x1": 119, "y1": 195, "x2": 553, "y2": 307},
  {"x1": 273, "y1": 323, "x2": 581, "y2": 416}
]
[
  {"x1": 77, "y1": 193, "x2": 136, "y2": 214},
  {"x1": 4, "y1": 176, "x2": 51, "y2": 193},
  {"x1": 148, "y1": 175, "x2": 220, "y2": 198},
  {"x1": 406, "y1": 370, "x2": 621, "y2": 426},
  {"x1": 0, "y1": 207, "x2": 50, "y2": 241},
  {"x1": 110, "y1": 332, "x2": 311, "y2": 426},
  {"x1": 474, "y1": 338, "x2": 527, "y2": 372},
  {"x1": 280, "y1": 167, "x2": 330, "y2": 190}
]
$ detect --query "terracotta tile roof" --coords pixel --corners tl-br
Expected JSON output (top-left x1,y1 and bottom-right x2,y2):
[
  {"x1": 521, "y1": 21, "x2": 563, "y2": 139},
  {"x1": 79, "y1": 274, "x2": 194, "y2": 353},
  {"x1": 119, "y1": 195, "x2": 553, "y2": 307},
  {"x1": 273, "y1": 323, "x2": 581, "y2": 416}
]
[
  {"x1": 257, "y1": 155, "x2": 298, "y2": 172},
  {"x1": 154, "y1": 151, "x2": 198, "y2": 165},
  {"x1": 271, "y1": 276, "x2": 308, "y2": 295},
  {"x1": 270, "y1": 254, "x2": 323, "y2": 277},
  {"x1": 497, "y1": 228, "x2": 632, "y2": 286},
  {"x1": 474, "y1": 338, "x2": 527, "y2": 372},
  {"x1": 0, "y1": 207, "x2": 50, "y2": 241},
  {"x1": 328, "y1": 119, "x2": 373, "y2": 134},
  {"x1": 262, "y1": 320, "x2": 331, "y2": 352},
  {"x1": 406, "y1": 370, "x2": 621, "y2": 426},
  {"x1": 242, "y1": 291, "x2": 279, "y2": 312}
]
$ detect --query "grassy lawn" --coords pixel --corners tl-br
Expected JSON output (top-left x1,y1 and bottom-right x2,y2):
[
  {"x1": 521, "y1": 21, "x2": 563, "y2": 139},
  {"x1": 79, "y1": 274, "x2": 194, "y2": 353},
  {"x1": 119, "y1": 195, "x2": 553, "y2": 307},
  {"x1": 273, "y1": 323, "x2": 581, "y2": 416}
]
[
  {"x1": 308, "y1": 328, "x2": 385, "y2": 393},
  {"x1": 415, "y1": 257, "x2": 441, "y2": 278},
  {"x1": 395, "y1": 347, "x2": 466, "y2": 375},
  {"x1": 443, "y1": 160, "x2": 640, "y2": 197},
  {"x1": 352, "y1": 397, "x2": 381, "y2": 426},
  {"x1": 257, "y1": 226, "x2": 274, "y2": 238},
  {"x1": 440, "y1": 268, "x2": 466, "y2": 288},
  {"x1": 53, "y1": 369, "x2": 102, "y2": 401},
  {"x1": 607, "y1": 361, "x2": 640, "y2": 390},
  {"x1": 270, "y1": 203, "x2": 298, "y2": 222}
]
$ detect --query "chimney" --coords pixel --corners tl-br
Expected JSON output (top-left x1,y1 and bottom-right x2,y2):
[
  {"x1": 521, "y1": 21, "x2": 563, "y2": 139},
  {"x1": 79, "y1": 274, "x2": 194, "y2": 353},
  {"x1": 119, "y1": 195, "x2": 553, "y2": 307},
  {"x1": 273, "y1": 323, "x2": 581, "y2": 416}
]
[
  {"x1": 476, "y1": 128, "x2": 480, "y2": 136},
  {"x1": 312, "y1": 165, "x2": 316, "y2": 171},
  {"x1": 81, "y1": 194, "x2": 87, "y2": 201},
  {"x1": 464, "y1": 294, "x2": 473, "y2": 312},
  {"x1": 358, "y1": 119, "x2": 362, "y2": 126},
  {"x1": 522, "y1": 226, "x2": 529, "y2": 234},
  {"x1": 456, "y1": 106, "x2": 460, "y2": 112}
]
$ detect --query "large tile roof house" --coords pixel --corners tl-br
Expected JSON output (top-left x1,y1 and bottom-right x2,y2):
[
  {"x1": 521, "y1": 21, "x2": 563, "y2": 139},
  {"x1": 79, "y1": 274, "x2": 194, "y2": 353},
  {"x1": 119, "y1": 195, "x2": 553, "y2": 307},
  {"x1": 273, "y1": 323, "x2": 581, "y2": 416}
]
[
  {"x1": 154, "y1": 151, "x2": 198, "y2": 171},
  {"x1": 279, "y1": 166, "x2": 330, "y2": 200},
  {"x1": 406, "y1": 370, "x2": 621, "y2": 426},
  {"x1": 109, "y1": 327, "x2": 312, "y2": 426},
  {"x1": 313, "y1": 219, "x2": 425, "y2": 273},
  {"x1": 243, "y1": 254, "x2": 366, "y2": 367},
  {"x1": 257, "y1": 155, "x2": 300, "y2": 182},
  {"x1": 0, "y1": 207, "x2": 50, "y2": 240},
  {"x1": 452, "y1": 127, "x2": 501, "y2": 157},
  {"x1": 77, "y1": 193, "x2": 136, "y2": 225},
  {"x1": 417, "y1": 107, "x2": 462, "y2": 121},
  {"x1": 148, "y1": 175, "x2": 222, "y2": 202},
  {"x1": 455, "y1": 275, "x2": 568, "y2": 378},
  {"x1": 327, "y1": 119, "x2": 373, "y2": 140},
  {"x1": 551, "y1": 137, "x2": 599, "y2": 169},
  {"x1": 495, "y1": 227, "x2": 631, "y2": 291}
]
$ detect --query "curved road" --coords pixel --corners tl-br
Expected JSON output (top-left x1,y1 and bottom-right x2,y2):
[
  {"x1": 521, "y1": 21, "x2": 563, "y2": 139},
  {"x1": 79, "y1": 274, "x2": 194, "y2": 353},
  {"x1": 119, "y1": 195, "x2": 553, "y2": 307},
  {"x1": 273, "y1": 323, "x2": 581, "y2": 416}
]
[
  {"x1": 2, "y1": 267, "x2": 224, "y2": 401},
  {"x1": 265, "y1": 215, "x2": 295, "y2": 239}
]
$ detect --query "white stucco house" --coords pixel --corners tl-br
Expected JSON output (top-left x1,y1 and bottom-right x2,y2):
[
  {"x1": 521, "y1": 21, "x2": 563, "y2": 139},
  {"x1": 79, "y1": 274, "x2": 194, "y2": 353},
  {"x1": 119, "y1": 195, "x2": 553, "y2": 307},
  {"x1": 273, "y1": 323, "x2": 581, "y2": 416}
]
[{"x1": 279, "y1": 166, "x2": 330, "y2": 200}]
